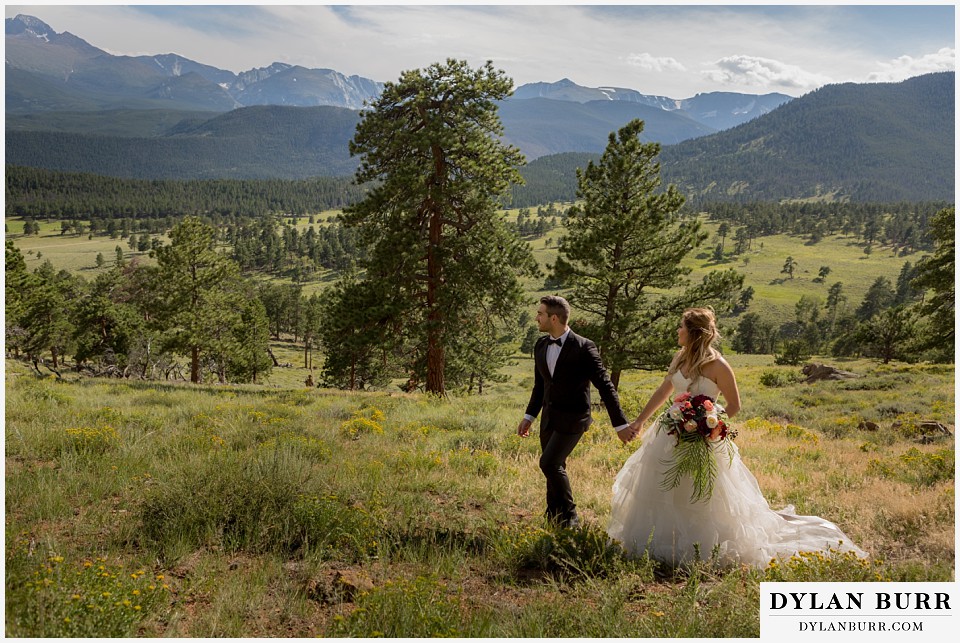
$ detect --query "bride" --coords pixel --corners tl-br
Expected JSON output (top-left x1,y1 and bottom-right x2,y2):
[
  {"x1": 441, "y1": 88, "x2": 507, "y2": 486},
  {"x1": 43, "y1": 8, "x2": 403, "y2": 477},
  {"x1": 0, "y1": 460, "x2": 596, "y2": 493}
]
[{"x1": 608, "y1": 307, "x2": 867, "y2": 568}]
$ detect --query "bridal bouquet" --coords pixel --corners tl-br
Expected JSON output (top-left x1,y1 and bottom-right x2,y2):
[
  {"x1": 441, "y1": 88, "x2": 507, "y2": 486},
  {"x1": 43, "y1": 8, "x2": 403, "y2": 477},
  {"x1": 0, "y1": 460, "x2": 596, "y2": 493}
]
[{"x1": 658, "y1": 392, "x2": 737, "y2": 503}]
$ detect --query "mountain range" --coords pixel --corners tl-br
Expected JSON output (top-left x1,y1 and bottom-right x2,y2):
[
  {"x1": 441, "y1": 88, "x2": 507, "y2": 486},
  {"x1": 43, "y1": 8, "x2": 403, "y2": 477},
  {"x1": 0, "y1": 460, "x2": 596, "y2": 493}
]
[
  {"x1": 5, "y1": 14, "x2": 786, "y2": 151},
  {"x1": 4, "y1": 14, "x2": 955, "y2": 202}
]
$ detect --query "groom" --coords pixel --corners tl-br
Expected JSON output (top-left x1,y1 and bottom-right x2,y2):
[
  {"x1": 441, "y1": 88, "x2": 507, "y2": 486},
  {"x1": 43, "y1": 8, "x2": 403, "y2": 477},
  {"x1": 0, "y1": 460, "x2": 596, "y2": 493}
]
[{"x1": 518, "y1": 295, "x2": 636, "y2": 528}]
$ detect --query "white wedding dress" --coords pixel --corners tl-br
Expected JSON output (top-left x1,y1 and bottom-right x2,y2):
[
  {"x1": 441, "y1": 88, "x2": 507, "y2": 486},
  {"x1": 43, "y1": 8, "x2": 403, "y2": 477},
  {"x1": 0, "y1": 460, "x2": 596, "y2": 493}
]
[{"x1": 608, "y1": 370, "x2": 867, "y2": 568}]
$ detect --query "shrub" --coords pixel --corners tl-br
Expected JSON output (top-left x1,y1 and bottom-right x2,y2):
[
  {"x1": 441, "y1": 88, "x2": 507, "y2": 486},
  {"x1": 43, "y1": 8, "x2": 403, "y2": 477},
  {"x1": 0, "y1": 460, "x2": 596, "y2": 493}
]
[
  {"x1": 339, "y1": 407, "x2": 385, "y2": 439},
  {"x1": 822, "y1": 414, "x2": 863, "y2": 439},
  {"x1": 64, "y1": 424, "x2": 120, "y2": 455},
  {"x1": 759, "y1": 369, "x2": 803, "y2": 388},
  {"x1": 838, "y1": 378, "x2": 896, "y2": 391},
  {"x1": 5, "y1": 546, "x2": 168, "y2": 637},
  {"x1": 289, "y1": 493, "x2": 380, "y2": 561},
  {"x1": 137, "y1": 448, "x2": 377, "y2": 559},
  {"x1": 740, "y1": 417, "x2": 783, "y2": 434},
  {"x1": 448, "y1": 447, "x2": 498, "y2": 477},
  {"x1": 395, "y1": 422, "x2": 434, "y2": 441},
  {"x1": 509, "y1": 523, "x2": 641, "y2": 581},
  {"x1": 774, "y1": 340, "x2": 810, "y2": 365},
  {"x1": 890, "y1": 413, "x2": 924, "y2": 439},
  {"x1": 329, "y1": 575, "x2": 484, "y2": 637},
  {"x1": 866, "y1": 447, "x2": 954, "y2": 488},
  {"x1": 781, "y1": 424, "x2": 820, "y2": 445},
  {"x1": 257, "y1": 432, "x2": 331, "y2": 462},
  {"x1": 763, "y1": 548, "x2": 889, "y2": 582}
]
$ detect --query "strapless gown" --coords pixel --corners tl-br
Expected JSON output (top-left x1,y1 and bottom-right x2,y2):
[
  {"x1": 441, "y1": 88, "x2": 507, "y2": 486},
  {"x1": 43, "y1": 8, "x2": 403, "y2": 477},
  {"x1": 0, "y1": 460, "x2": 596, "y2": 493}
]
[{"x1": 608, "y1": 370, "x2": 867, "y2": 567}]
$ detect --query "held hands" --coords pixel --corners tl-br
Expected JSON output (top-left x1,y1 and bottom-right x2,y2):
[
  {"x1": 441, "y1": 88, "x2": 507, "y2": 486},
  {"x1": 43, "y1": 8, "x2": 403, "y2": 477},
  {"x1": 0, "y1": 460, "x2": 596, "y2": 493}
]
[{"x1": 617, "y1": 419, "x2": 642, "y2": 444}]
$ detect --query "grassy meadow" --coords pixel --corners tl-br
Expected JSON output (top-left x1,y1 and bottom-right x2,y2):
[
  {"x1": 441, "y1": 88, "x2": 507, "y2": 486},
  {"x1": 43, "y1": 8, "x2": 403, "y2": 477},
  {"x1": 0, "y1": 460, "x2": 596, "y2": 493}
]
[
  {"x1": 5, "y1": 351, "x2": 954, "y2": 637},
  {"x1": 6, "y1": 210, "x2": 922, "y2": 319},
  {"x1": 5, "y1": 208, "x2": 954, "y2": 636}
]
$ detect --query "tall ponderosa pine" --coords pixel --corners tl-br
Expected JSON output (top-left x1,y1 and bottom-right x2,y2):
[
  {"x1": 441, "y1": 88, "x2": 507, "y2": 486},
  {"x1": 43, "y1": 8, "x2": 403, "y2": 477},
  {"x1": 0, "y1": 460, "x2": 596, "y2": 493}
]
[
  {"x1": 552, "y1": 119, "x2": 742, "y2": 387},
  {"x1": 227, "y1": 292, "x2": 273, "y2": 383},
  {"x1": 17, "y1": 261, "x2": 79, "y2": 370},
  {"x1": 5, "y1": 241, "x2": 30, "y2": 353},
  {"x1": 153, "y1": 217, "x2": 261, "y2": 383},
  {"x1": 338, "y1": 59, "x2": 537, "y2": 394},
  {"x1": 911, "y1": 206, "x2": 955, "y2": 362},
  {"x1": 318, "y1": 277, "x2": 402, "y2": 390},
  {"x1": 72, "y1": 264, "x2": 147, "y2": 373}
]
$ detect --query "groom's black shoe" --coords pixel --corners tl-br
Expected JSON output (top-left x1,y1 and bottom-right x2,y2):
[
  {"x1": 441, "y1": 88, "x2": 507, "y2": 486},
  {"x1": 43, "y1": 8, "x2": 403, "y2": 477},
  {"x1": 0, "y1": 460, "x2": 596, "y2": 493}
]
[
  {"x1": 553, "y1": 512, "x2": 580, "y2": 529},
  {"x1": 563, "y1": 515, "x2": 581, "y2": 529}
]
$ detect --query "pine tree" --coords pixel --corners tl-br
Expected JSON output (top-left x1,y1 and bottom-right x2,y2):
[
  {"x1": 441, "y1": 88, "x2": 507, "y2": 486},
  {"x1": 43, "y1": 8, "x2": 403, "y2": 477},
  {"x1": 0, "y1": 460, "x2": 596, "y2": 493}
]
[
  {"x1": 551, "y1": 119, "x2": 742, "y2": 387},
  {"x1": 520, "y1": 325, "x2": 541, "y2": 356},
  {"x1": 72, "y1": 265, "x2": 146, "y2": 372},
  {"x1": 5, "y1": 240, "x2": 30, "y2": 355},
  {"x1": 781, "y1": 256, "x2": 798, "y2": 279},
  {"x1": 226, "y1": 294, "x2": 273, "y2": 383},
  {"x1": 339, "y1": 59, "x2": 538, "y2": 394},
  {"x1": 857, "y1": 306, "x2": 917, "y2": 364},
  {"x1": 856, "y1": 276, "x2": 895, "y2": 321},
  {"x1": 318, "y1": 277, "x2": 400, "y2": 390},
  {"x1": 152, "y1": 217, "x2": 247, "y2": 383},
  {"x1": 18, "y1": 261, "x2": 78, "y2": 369},
  {"x1": 911, "y1": 206, "x2": 955, "y2": 361}
]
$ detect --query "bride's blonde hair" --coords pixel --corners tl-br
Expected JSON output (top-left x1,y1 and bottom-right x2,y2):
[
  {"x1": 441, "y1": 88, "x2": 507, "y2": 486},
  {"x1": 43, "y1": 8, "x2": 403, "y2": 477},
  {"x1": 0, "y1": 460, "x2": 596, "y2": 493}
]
[{"x1": 670, "y1": 307, "x2": 721, "y2": 380}]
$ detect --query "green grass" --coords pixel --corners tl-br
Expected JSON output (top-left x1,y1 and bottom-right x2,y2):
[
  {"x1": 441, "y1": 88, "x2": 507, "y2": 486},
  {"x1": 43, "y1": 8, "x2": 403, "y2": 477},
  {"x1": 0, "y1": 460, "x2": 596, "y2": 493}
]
[
  {"x1": 692, "y1": 225, "x2": 922, "y2": 319},
  {"x1": 4, "y1": 209, "x2": 952, "y2": 636},
  {"x1": 6, "y1": 217, "x2": 165, "y2": 274},
  {"x1": 7, "y1": 212, "x2": 919, "y2": 324},
  {"x1": 5, "y1": 354, "x2": 954, "y2": 636}
]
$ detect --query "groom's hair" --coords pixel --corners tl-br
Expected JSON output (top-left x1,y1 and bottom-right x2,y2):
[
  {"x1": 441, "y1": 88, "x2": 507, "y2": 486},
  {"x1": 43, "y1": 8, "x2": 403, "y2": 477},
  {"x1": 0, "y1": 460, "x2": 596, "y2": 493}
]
[{"x1": 540, "y1": 295, "x2": 570, "y2": 323}]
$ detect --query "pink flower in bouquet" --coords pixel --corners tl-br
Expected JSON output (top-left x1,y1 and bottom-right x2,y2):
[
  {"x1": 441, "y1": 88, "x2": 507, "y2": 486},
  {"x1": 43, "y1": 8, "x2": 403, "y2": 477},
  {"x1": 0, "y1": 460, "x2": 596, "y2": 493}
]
[
  {"x1": 702, "y1": 399, "x2": 714, "y2": 412},
  {"x1": 675, "y1": 392, "x2": 691, "y2": 403}
]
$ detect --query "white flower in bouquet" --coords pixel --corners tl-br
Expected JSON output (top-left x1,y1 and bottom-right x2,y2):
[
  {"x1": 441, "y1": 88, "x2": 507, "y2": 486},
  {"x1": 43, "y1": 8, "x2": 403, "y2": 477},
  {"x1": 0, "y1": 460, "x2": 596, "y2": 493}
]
[
  {"x1": 683, "y1": 419, "x2": 698, "y2": 432},
  {"x1": 705, "y1": 414, "x2": 719, "y2": 429}
]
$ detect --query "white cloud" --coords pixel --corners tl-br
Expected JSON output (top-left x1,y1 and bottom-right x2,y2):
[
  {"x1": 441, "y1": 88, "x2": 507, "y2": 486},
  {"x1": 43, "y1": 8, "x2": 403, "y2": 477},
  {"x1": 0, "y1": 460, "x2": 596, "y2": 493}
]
[
  {"x1": 867, "y1": 48, "x2": 956, "y2": 82},
  {"x1": 625, "y1": 53, "x2": 686, "y2": 73},
  {"x1": 5, "y1": 5, "x2": 953, "y2": 99},
  {"x1": 702, "y1": 55, "x2": 833, "y2": 90}
]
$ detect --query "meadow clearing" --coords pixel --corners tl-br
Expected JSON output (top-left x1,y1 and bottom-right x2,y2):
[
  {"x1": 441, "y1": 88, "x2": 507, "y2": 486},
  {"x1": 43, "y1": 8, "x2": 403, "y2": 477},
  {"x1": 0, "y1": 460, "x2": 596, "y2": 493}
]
[
  {"x1": 5, "y1": 208, "x2": 954, "y2": 636},
  {"x1": 4, "y1": 351, "x2": 954, "y2": 637},
  {"x1": 6, "y1": 209, "x2": 921, "y2": 316}
]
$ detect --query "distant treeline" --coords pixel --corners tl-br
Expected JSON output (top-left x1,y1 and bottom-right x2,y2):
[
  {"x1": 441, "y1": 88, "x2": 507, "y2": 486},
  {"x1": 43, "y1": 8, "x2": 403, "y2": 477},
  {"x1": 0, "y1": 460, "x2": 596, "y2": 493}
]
[
  {"x1": 5, "y1": 165, "x2": 368, "y2": 220},
  {"x1": 699, "y1": 200, "x2": 950, "y2": 254},
  {"x1": 509, "y1": 152, "x2": 598, "y2": 208},
  {"x1": 6, "y1": 166, "x2": 950, "y2": 259}
]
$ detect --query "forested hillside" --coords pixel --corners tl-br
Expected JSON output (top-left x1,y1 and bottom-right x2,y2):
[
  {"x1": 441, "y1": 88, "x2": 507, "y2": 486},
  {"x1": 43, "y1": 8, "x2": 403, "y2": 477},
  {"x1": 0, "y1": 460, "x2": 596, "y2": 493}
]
[
  {"x1": 659, "y1": 73, "x2": 954, "y2": 203},
  {"x1": 6, "y1": 74, "x2": 953, "y2": 203},
  {"x1": 4, "y1": 165, "x2": 366, "y2": 219},
  {"x1": 510, "y1": 152, "x2": 598, "y2": 207},
  {"x1": 5, "y1": 105, "x2": 362, "y2": 179}
]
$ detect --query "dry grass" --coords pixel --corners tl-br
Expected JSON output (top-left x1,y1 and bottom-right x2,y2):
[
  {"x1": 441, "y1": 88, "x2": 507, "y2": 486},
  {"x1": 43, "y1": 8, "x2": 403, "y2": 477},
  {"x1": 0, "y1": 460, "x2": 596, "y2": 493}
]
[{"x1": 4, "y1": 350, "x2": 954, "y2": 636}]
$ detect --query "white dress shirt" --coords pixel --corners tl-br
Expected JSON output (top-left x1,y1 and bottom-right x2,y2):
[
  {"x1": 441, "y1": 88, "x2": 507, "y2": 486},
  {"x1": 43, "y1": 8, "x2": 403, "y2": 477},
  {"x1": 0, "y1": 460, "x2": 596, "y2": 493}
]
[{"x1": 545, "y1": 328, "x2": 571, "y2": 377}]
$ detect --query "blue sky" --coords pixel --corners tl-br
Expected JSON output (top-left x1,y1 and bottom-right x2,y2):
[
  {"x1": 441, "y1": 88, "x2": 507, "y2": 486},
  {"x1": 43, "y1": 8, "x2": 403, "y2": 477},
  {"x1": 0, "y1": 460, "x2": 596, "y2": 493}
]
[{"x1": 5, "y1": 3, "x2": 955, "y2": 98}]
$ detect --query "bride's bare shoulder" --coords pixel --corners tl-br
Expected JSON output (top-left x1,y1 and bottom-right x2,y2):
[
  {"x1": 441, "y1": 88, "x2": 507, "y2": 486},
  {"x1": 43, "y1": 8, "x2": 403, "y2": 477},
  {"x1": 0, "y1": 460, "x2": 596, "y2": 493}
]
[{"x1": 702, "y1": 354, "x2": 734, "y2": 379}]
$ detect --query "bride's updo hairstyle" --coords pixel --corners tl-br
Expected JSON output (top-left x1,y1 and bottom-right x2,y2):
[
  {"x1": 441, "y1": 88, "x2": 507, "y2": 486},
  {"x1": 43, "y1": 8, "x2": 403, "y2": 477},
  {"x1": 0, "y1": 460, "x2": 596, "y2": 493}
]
[{"x1": 672, "y1": 307, "x2": 722, "y2": 380}]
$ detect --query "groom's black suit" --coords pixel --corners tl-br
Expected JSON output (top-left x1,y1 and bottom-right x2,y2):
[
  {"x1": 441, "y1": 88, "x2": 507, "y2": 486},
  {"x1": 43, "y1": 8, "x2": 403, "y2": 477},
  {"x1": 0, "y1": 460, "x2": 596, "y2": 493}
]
[{"x1": 525, "y1": 330, "x2": 628, "y2": 526}]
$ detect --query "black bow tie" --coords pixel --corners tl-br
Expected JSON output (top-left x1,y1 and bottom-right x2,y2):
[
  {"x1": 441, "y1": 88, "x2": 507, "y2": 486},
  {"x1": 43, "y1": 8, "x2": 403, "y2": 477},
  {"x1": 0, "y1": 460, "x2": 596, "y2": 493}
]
[{"x1": 546, "y1": 337, "x2": 563, "y2": 346}]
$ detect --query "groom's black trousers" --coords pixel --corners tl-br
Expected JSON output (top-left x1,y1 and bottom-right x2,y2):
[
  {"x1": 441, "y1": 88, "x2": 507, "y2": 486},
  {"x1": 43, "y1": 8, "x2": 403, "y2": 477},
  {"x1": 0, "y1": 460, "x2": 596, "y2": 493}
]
[{"x1": 539, "y1": 424, "x2": 583, "y2": 525}]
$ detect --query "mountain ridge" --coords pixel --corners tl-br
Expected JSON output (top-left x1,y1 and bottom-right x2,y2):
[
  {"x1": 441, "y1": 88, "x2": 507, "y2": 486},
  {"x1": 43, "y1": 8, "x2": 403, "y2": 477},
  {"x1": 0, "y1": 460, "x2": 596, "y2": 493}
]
[
  {"x1": 6, "y1": 13, "x2": 790, "y2": 129},
  {"x1": 6, "y1": 72, "x2": 953, "y2": 204},
  {"x1": 4, "y1": 14, "x2": 954, "y2": 203}
]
